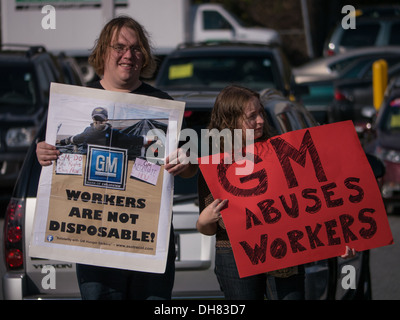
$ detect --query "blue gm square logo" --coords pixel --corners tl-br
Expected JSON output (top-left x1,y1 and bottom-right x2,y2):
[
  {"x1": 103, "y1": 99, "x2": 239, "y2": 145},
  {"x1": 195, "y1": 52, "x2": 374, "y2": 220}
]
[{"x1": 84, "y1": 145, "x2": 128, "y2": 190}]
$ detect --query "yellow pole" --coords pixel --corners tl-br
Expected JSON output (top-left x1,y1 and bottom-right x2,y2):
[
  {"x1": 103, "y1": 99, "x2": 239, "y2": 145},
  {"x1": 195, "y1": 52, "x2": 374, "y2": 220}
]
[{"x1": 373, "y1": 59, "x2": 388, "y2": 111}]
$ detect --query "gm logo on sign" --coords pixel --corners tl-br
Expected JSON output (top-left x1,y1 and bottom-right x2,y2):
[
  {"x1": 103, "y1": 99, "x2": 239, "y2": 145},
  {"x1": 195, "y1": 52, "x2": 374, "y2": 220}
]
[{"x1": 84, "y1": 145, "x2": 128, "y2": 190}]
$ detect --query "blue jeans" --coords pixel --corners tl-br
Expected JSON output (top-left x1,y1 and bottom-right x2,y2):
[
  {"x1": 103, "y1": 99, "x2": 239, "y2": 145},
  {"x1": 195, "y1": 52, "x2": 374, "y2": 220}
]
[
  {"x1": 76, "y1": 229, "x2": 176, "y2": 300},
  {"x1": 215, "y1": 247, "x2": 305, "y2": 300}
]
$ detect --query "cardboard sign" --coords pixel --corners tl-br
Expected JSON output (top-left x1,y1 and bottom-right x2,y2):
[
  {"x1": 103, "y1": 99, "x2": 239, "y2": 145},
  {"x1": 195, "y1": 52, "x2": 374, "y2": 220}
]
[
  {"x1": 30, "y1": 83, "x2": 185, "y2": 273},
  {"x1": 199, "y1": 121, "x2": 393, "y2": 278}
]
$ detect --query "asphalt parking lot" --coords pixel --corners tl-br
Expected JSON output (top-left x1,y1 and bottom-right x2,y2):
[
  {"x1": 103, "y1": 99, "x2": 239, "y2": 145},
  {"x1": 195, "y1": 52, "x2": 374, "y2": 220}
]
[{"x1": 370, "y1": 213, "x2": 400, "y2": 299}]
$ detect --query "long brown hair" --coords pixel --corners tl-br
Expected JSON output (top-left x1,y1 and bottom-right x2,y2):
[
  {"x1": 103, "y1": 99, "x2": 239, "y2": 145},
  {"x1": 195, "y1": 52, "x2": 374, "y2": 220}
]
[
  {"x1": 208, "y1": 85, "x2": 274, "y2": 152},
  {"x1": 88, "y1": 16, "x2": 157, "y2": 78}
]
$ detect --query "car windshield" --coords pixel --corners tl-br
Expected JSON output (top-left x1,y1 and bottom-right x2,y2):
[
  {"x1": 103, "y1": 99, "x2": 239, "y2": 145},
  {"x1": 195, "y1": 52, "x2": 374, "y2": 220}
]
[
  {"x1": 340, "y1": 22, "x2": 381, "y2": 48},
  {"x1": 0, "y1": 65, "x2": 37, "y2": 114},
  {"x1": 158, "y1": 56, "x2": 277, "y2": 91},
  {"x1": 381, "y1": 97, "x2": 400, "y2": 132}
]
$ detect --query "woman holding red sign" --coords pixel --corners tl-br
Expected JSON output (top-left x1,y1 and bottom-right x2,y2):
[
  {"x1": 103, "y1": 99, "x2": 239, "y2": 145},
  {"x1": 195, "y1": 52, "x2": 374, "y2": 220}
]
[{"x1": 196, "y1": 85, "x2": 355, "y2": 300}]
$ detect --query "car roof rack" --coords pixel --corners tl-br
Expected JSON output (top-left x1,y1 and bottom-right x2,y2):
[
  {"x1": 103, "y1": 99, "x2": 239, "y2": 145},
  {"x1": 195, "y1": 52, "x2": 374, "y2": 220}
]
[{"x1": 0, "y1": 44, "x2": 47, "y2": 57}]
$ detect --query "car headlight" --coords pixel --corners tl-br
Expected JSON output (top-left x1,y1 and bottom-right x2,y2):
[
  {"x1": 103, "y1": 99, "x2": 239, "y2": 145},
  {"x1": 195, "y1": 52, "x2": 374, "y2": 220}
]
[
  {"x1": 376, "y1": 146, "x2": 400, "y2": 164},
  {"x1": 6, "y1": 127, "x2": 36, "y2": 148}
]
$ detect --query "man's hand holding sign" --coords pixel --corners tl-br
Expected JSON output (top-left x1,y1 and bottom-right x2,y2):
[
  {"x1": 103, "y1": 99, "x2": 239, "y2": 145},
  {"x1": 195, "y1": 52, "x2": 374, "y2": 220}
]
[{"x1": 199, "y1": 121, "x2": 393, "y2": 278}]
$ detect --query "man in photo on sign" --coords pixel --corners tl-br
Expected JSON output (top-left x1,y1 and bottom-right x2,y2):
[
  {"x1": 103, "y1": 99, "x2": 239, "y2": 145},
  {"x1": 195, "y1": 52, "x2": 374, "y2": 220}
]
[{"x1": 57, "y1": 106, "x2": 153, "y2": 158}]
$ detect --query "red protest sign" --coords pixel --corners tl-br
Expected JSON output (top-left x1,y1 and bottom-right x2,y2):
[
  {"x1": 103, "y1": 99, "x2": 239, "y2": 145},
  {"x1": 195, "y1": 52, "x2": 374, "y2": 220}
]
[{"x1": 199, "y1": 121, "x2": 393, "y2": 278}]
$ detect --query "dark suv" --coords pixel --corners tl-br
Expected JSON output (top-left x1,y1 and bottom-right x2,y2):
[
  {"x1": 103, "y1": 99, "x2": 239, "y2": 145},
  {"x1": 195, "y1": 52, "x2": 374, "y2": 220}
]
[
  {"x1": 155, "y1": 42, "x2": 293, "y2": 96},
  {"x1": 0, "y1": 45, "x2": 65, "y2": 189}
]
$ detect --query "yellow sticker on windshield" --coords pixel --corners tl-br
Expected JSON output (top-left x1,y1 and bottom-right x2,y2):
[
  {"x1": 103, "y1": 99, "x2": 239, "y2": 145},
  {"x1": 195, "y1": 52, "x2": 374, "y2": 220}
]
[
  {"x1": 390, "y1": 114, "x2": 400, "y2": 128},
  {"x1": 169, "y1": 63, "x2": 193, "y2": 80}
]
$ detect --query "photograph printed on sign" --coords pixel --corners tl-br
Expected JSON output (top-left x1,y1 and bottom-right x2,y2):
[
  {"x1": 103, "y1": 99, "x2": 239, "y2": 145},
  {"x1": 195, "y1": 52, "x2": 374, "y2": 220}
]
[
  {"x1": 46, "y1": 92, "x2": 169, "y2": 254},
  {"x1": 29, "y1": 84, "x2": 185, "y2": 273}
]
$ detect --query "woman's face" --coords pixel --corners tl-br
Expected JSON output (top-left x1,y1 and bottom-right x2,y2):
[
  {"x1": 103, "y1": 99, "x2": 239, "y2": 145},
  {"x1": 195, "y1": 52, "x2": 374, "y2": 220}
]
[{"x1": 240, "y1": 97, "x2": 265, "y2": 140}]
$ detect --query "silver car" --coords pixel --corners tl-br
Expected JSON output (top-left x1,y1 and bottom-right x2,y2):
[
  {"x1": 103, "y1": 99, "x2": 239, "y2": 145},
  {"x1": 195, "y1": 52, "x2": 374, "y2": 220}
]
[
  {"x1": 324, "y1": 14, "x2": 400, "y2": 57},
  {"x1": 293, "y1": 46, "x2": 400, "y2": 84}
]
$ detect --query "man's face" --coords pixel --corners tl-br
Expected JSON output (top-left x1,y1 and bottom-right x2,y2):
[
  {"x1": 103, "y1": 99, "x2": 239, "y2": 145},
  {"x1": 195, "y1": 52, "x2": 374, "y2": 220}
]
[
  {"x1": 103, "y1": 26, "x2": 144, "y2": 89},
  {"x1": 93, "y1": 119, "x2": 107, "y2": 131}
]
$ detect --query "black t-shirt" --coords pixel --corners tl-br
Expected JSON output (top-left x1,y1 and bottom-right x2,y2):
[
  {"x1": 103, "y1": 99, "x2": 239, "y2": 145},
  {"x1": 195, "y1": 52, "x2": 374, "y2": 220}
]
[{"x1": 86, "y1": 80, "x2": 173, "y2": 100}]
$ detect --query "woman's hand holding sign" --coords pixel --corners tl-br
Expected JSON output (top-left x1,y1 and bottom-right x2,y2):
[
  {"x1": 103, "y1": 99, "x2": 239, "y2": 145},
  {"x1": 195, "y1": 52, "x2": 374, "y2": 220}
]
[
  {"x1": 197, "y1": 198, "x2": 228, "y2": 236},
  {"x1": 341, "y1": 246, "x2": 357, "y2": 259}
]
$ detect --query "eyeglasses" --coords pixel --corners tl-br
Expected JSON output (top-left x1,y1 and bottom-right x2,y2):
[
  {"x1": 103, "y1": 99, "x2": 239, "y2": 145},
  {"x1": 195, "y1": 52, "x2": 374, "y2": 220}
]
[{"x1": 110, "y1": 44, "x2": 142, "y2": 55}]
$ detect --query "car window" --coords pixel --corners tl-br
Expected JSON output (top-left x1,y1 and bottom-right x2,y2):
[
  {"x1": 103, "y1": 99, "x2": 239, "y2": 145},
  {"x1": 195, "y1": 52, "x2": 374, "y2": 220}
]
[
  {"x1": 295, "y1": 110, "x2": 309, "y2": 128},
  {"x1": 203, "y1": 10, "x2": 232, "y2": 30},
  {"x1": 0, "y1": 65, "x2": 37, "y2": 115},
  {"x1": 160, "y1": 56, "x2": 277, "y2": 91},
  {"x1": 389, "y1": 22, "x2": 400, "y2": 45},
  {"x1": 181, "y1": 109, "x2": 212, "y2": 160},
  {"x1": 329, "y1": 56, "x2": 361, "y2": 73},
  {"x1": 340, "y1": 59, "x2": 373, "y2": 79},
  {"x1": 276, "y1": 112, "x2": 293, "y2": 132},
  {"x1": 277, "y1": 50, "x2": 292, "y2": 90},
  {"x1": 174, "y1": 109, "x2": 211, "y2": 196},
  {"x1": 340, "y1": 23, "x2": 380, "y2": 47},
  {"x1": 60, "y1": 61, "x2": 84, "y2": 86},
  {"x1": 364, "y1": 58, "x2": 400, "y2": 79},
  {"x1": 340, "y1": 56, "x2": 400, "y2": 79},
  {"x1": 35, "y1": 63, "x2": 52, "y2": 99},
  {"x1": 41, "y1": 59, "x2": 58, "y2": 83},
  {"x1": 263, "y1": 109, "x2": 280, "y2": 135}
]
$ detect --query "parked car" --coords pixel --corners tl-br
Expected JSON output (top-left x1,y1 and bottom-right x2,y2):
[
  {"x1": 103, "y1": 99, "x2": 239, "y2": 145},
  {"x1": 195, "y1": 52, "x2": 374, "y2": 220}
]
[
  {"x1": 332, "y1": 57, "x2": 400, "y2": 128},
  {"x1": 56, "y1": 53, "x2": 86, "y2": 87},
  {"x1": 155, "y1": 42, "x2": 293, "y2": 96},
  {"x1": 0, "y1": 45, "x2": 61, "y2": 189},
  {"x1": 3, "y1": 83, "x2": 382, "y2": 300},
  {"x1": 293, "y1": 46, "x2": 400, "y2": 84},
  {"x1": 324, "y1": 9, "x2": 400, "y2": 57},
  {"x1": 0, "y1": 45, "x2": 84, "y2": 191},
  {"x1": 365, "y1": 75, "x2": 400, "y2": 214},
  {"x1": 292, "y1": 46, "x2": 400, "y2": 124}
]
